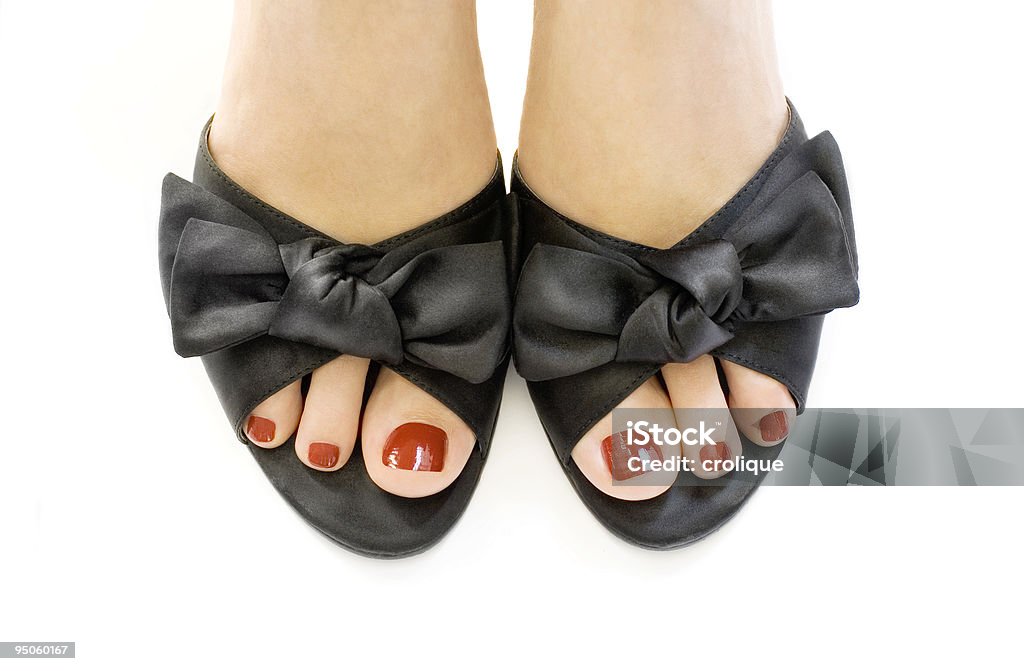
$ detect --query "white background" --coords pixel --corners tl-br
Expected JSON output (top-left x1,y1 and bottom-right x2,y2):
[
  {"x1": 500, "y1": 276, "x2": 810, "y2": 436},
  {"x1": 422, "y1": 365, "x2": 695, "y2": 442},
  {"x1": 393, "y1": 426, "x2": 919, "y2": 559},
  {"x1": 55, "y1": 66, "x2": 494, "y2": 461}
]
[{"x1": 1, "y1": 1, "x2": 1022, "y2": 668}]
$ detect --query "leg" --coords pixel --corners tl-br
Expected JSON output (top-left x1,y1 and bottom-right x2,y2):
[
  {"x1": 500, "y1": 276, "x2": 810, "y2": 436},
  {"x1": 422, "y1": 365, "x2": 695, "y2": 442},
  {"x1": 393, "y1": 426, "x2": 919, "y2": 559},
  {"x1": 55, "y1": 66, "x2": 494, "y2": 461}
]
[
  {"x1": 519, "y1": 0, "x2": 795, "y2": 497},
  {"x1": 214, "y1": 0, "x2": 497, "y2": 496}
]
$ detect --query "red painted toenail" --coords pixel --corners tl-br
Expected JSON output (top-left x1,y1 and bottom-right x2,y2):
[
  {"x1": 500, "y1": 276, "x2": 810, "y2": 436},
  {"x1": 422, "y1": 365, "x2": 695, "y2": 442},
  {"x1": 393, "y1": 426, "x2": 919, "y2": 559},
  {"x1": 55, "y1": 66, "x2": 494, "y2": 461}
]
[
  {"x1": 699, "y1": 442, "x2": 732, "y2": 470},
  {"x1": 308, "y1": 442, "x2": 340, "y2": 469},
  {"x1": 759, "y1": 411, "x2": 789, "y2": 442},
  {"x1": 601, "y1": 431, "x2": 664, "y2": 481},
  {"x1": 382, "y1": 423, "x2": 447, "y2": 472},
  {"x1": 246, "y1": 416, "x2": 275, "y2": 443}
]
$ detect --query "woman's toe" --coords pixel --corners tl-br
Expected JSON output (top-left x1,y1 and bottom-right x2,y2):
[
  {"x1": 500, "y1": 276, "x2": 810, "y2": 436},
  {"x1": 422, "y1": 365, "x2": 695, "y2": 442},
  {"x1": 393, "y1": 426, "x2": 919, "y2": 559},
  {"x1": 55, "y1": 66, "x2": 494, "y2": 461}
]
[
  {"x1": 294, "y1": 355, "x2": 369, "y2": 471},
  {"x1": 662, "y1": 355, "x2": 744, "y2": 480},
  {"x1": 361, "y1": 368, "x2": 475, "y2": 498},
  {"x1": 244, "y1": 379, "x2": 303, "y2": 449},
  {"x1": 720, "y1": 359, "x2": 796, "y2": 447},
  {"x1": 570, "y1": 377, "x2": 678, "y2": 501}
]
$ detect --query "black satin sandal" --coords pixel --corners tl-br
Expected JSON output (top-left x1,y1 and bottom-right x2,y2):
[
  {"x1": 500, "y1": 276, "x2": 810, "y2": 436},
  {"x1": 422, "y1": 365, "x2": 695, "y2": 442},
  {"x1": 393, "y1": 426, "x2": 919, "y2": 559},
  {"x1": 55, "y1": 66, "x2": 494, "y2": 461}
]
[
  {"x1": 510, "y1": 102, "x2": 859, "y2": 549},
  {"x1": 158, "y1": 119, "x2": 518, "y2": 558}
]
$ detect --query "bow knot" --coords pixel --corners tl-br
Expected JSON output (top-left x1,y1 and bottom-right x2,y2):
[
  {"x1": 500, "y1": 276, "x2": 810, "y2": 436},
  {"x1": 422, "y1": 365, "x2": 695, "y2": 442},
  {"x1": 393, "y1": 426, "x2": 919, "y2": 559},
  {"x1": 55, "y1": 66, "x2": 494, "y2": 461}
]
[
  {"x1": 279, "y1": 238, "x2": 381, "y2": 278},
  {"x1": 160, "y1": 175, "x2": 510, "y2": 384},
  {"x1": 639, "y1": 239, "x2": 745, "y2": 324}
]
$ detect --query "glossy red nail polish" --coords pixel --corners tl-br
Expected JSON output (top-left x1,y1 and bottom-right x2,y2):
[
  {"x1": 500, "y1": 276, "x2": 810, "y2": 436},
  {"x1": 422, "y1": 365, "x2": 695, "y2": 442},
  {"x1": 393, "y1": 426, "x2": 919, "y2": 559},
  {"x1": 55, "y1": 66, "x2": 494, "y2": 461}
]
[
  {"x1": 760, "y1": 411, "x2": 789, "y2": 442},
  {"x1": 699, "y1": 442, "x2": 732, "y2": 470},
  {"x1": 601, "y1": 431, "x2": 664, "y2": 481},
  {"x1": 308, "y1": 442, "x2": 340, "y2": 469},
  {"x1": 382, "y1": 423, "x2": 447, "y2": 472},
  {"x1": 246, "y1": 415, "x2": 275, "y2": 443}
]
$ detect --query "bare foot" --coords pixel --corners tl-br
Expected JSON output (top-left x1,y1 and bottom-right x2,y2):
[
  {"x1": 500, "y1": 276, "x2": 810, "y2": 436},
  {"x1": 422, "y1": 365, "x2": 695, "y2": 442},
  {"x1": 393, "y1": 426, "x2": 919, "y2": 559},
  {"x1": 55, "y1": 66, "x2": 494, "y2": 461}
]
[
  {"x1": 213, "y1": 0, "x2": 496, "y2": 497},
  {"x1": 518, "y1": 0, "x2": 796, "y2": 499}
]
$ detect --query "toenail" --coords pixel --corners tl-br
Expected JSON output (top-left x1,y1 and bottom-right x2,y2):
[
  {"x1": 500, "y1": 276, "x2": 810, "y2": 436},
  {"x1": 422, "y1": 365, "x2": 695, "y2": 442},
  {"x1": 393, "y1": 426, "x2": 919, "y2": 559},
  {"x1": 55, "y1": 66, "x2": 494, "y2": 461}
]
[
  {"x1": 759, "y1": 411, "x2": 789, "y2": 442},
  {"x1": 699, "y1": 442, "x2": 732, "y2": 470},
  {"x1": 382, "y1": 423, "x2": 447, "y2": 472},
  {"x1": 601, "y1": 431, "x2": 664, "y2": 481},
  {"x1": 308, "y1": 442, "x2": 340, "y2": 469},
  {"x1": 246, "y1": 416, "x2": 275, "y2": 443}
]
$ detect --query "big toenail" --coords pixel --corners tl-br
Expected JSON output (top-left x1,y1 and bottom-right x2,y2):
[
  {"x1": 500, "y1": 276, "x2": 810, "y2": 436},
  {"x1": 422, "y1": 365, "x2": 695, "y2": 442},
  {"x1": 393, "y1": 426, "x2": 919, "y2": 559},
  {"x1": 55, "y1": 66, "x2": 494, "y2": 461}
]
[
  {"x1": 759, "y1": 411, "x2": 789, "y2": 442},
  {"x1": 382, "y1": 423, "x2": 447, "y2": 472},
  {"x1": 246, "y1": 416, "x2": 275, "y2": 443},
  {"x1": 308, "y1": 442, "x2": 340, "y2": 469},
  {"x1": 699, "y1": 442, "x2": 732, "y2": 470},
  {"x1": 601, "y1": 431, "x2": 664, "y2": 481}
]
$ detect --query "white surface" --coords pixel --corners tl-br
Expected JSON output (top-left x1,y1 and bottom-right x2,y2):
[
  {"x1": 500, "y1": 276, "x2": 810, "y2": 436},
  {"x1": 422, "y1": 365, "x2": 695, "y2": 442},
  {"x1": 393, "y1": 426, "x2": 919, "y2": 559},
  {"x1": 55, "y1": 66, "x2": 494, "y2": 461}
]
[{"x1": 1, "y1": 1, "x2": 1022, "y2": 668}]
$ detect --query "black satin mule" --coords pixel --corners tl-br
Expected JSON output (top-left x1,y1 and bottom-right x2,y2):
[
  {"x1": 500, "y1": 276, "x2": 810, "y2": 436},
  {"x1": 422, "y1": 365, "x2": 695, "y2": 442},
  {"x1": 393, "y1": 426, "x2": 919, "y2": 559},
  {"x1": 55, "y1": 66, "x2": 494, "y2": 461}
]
[
  {"x1": 510, "y1": 103, "x2": 859, "y2": 548},
  {"x1": 159, "y1": 119, "x2": 518, "y2": 558}
]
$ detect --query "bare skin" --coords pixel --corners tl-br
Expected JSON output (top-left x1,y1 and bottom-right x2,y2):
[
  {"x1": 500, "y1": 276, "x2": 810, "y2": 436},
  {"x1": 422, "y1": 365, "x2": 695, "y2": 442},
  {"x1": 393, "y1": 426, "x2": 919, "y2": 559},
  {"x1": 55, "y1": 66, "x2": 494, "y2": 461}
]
[
  {"x1": 210, "y1": 0, "x2": 496, "y2": 496},
  {"x1": 518, "y1": 0, "x2": 797, "y2": 497}
]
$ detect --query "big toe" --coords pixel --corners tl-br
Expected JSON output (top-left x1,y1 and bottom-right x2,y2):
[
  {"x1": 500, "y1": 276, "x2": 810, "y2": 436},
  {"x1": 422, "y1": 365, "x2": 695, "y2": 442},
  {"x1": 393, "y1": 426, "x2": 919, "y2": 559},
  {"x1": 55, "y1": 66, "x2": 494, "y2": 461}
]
[
  {"x1": 361, "y1": 368, "x2": 476, "y2": 498},
  {"x1": 570, "y1": 377, "x2": 678, "y2": 501}
]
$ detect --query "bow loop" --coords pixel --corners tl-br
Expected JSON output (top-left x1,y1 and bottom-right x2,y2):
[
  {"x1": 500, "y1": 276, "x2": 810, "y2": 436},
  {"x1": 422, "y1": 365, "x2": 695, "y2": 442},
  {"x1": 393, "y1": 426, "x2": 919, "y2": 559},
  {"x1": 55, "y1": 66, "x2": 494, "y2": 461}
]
[
  {"x1": 160, "y1": 174, "x2": 510, "y2": 383},
  {"x1": 728, "y1": 171, "x2": 859, "y2": 322},
  {"x1": 169, "y1": 218, "x2": 286, "y2": 357},
  {"x1": 380, "y1": 242, "x2": 511, "y2": 382}
]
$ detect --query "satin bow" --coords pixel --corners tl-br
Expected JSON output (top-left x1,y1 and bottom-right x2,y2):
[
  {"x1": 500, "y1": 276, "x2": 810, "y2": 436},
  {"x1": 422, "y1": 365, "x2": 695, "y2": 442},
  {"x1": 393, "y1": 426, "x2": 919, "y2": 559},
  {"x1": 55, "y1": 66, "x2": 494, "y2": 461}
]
[
  {"x1": 513, "y1": 131, "x2": 859, "y2": 381},
  {"x1": 160, "y1": 175, "x2": 510, "y2": 384}
]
